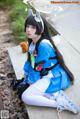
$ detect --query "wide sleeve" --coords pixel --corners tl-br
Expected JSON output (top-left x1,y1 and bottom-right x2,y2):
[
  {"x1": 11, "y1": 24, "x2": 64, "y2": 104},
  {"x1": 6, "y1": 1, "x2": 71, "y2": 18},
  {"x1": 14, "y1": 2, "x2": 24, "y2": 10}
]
[
  {"x1": 35, "y1": 42, "x2": 51, "y2": 63},
  {"x1": 23, "y1": 61, "x2": 30, "y2": 73}
]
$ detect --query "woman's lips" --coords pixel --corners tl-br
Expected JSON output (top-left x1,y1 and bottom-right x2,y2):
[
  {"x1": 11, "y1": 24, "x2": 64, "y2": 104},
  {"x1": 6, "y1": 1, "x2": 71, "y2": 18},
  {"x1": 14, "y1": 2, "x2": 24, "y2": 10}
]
[{"x1": 27, "y1": 33, "x2": 31, "y2": 35}]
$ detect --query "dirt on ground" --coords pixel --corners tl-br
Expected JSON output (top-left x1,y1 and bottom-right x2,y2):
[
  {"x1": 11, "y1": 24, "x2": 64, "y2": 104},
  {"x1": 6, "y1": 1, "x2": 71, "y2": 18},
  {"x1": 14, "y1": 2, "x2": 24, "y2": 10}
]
[{"x1": 0, "y1": 9, "x2": 29, "y2": 119}]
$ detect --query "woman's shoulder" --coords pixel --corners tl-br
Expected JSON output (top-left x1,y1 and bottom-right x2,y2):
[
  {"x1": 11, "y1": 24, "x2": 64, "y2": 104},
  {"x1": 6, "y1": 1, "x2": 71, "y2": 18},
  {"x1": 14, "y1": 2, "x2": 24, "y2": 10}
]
[{"x1": 39, "y1": 39, "x2": 53, "y2": 49}]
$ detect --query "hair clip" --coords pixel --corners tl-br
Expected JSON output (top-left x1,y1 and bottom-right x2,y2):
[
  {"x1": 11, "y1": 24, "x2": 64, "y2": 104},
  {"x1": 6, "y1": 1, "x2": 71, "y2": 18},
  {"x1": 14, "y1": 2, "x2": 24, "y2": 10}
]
[{"x1": 27, "y1": 9, "x2": 44, "y2": 32}]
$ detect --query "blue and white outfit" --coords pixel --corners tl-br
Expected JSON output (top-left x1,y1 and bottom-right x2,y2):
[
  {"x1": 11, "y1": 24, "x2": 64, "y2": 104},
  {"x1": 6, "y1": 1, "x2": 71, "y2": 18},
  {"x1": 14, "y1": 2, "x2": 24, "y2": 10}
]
[
  {"x1": 22, "y1": 39, "x2": 80, "y2": 114},
  {"x1": 24, "y1": 39, "x2": 71, "y2": 92}
]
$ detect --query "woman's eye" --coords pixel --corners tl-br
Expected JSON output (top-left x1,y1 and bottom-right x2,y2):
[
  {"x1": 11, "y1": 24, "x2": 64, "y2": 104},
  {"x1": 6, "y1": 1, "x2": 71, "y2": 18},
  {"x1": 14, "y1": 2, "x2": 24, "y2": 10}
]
[
  {"x1": 31, "y1": 26, "x2": 36, "y2": 29},
  {"x1": 26, "y1": 25, "x2": 36, "y2": 29},
  {"x1": 26, "y1": 25, "x2": 29, "y2": 28}
]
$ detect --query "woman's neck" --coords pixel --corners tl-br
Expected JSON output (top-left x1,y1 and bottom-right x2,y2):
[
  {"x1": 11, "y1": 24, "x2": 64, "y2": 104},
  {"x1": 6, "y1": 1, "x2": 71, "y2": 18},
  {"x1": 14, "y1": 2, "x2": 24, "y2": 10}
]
[{"x1": 32, "y1": 35, "x2": 41, "y2": 44}]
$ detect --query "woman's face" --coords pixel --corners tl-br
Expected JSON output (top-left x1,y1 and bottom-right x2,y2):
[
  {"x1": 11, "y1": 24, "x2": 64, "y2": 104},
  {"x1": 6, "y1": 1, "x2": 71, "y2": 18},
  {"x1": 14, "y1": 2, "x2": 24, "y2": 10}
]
[{"x1": 26, "y1": 24, "x2": 37, "y2": 39}]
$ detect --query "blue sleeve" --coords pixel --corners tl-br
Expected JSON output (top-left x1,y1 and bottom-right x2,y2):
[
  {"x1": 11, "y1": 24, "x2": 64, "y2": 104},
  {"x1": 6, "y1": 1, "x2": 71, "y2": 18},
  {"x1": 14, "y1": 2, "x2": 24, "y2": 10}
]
[
  {"x1": 35, "y1": 42, "x2": 51, "y2": 63},
  {"x1": 23, "y1": 61, "x2": 30, "y2": 73}
]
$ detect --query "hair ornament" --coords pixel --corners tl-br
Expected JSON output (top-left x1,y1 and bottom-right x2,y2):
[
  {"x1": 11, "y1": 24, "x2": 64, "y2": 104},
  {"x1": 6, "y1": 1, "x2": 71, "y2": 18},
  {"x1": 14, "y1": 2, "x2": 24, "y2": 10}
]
[
  {"x1": 27, "y1": 8, "x2": 33, "y2": 17},
  {"x1": 27, "y1": 9, "x2": 44, "y2": 32}
]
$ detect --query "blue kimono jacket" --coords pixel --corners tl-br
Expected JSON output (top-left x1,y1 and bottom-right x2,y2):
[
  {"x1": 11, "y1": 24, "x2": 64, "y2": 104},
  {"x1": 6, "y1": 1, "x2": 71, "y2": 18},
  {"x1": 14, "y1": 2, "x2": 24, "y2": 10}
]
[{"x1": 24, "y1": 39, "x2": 71, "y2": 93}]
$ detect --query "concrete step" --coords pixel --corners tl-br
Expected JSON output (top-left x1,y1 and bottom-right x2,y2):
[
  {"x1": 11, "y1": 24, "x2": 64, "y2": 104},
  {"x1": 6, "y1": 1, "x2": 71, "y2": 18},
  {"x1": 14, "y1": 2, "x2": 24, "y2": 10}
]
[{"x1": 26, "y1": 105, "x2": 80, "y2": 119}]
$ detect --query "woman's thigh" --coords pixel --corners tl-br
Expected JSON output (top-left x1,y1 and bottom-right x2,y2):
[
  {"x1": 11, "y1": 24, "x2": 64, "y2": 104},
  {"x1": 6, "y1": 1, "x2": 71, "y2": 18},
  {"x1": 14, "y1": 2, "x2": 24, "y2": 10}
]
[{"x1": 23, "y1": 71, "x2": 53, "y2": 95}]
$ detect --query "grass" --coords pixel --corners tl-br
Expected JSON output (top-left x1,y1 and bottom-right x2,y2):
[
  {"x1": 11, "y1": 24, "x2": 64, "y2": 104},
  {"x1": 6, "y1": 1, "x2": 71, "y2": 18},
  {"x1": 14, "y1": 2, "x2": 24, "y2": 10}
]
[{"x1": 0, "y1": 0, "x2": 15, "y2": 9}]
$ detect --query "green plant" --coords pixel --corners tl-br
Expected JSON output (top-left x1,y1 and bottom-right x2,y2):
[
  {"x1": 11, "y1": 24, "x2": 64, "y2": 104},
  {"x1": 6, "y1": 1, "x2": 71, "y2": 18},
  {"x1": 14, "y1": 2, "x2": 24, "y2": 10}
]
[
  {"x1": 9, "y1": 0, "x2": 28, "y2": 41},
  {"x1": 0, "y1": 0, "x2": 15, "y2": 9},
  {"x1": 0, "y1": 0, "x2": 28, "y2": 41}
]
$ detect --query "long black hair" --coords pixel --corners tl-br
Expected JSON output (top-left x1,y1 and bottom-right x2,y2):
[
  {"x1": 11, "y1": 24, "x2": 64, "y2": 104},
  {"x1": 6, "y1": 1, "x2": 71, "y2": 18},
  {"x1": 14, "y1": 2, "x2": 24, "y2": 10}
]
[
  {"x1": 42, "y1": 17, "x2": 74, "y2": 84},
  {"x1": 24, "y1": 14, "x2": 74, "y2": 84}
]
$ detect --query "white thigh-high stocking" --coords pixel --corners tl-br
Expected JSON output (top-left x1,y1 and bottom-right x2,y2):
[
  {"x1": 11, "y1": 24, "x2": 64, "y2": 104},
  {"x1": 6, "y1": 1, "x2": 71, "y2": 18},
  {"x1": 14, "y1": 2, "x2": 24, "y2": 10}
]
[
  {"x1": 21, "y1": 71, "x2": 80, "y2": 114},
  {"x1": 21, "y1": 73, "x2": 58, "y2": 108},
  {"x1": 21, "y1": 84, "x2": 58, "y2": 108}
]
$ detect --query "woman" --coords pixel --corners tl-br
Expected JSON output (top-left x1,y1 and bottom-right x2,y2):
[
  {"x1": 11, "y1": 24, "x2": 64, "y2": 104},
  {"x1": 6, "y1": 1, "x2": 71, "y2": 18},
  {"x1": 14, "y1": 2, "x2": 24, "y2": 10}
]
[{"x1": 21, "y1": 9, "x2": 80, "y2": 114}]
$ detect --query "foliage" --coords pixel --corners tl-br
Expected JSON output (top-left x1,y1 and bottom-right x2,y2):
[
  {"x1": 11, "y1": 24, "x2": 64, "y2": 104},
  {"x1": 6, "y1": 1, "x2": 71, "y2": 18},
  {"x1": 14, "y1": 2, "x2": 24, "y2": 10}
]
[
  {"x1": 9, "y1": 0, "x2": 28, "y2": 41},
  {"x1": 0, "y1": 0, "x2": 15, "y2": 9},
  {"x1": 0, "y1": 0, "x2": 29, "y2": 41}
]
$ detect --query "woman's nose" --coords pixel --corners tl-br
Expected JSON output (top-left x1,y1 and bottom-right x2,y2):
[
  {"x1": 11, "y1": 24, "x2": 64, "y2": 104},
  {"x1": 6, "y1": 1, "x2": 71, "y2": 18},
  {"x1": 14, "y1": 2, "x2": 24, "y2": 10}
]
[{"x1": 27, "y1": 27, "x2": 31, "y2": 32}]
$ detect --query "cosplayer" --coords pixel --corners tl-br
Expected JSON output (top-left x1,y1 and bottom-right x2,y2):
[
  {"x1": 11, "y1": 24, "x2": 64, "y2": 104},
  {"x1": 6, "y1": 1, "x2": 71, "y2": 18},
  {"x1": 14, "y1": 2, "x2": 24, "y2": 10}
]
[{"x1": 19, "y1": 9, "x2": 80, "y2": 114}]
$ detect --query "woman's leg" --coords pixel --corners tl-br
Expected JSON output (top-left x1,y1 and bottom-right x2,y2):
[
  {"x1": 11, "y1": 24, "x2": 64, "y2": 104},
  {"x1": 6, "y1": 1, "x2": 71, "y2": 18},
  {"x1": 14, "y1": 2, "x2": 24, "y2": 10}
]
[
  {"x1": 21, "y1": 73, "x2": 58, "y2": 108},
  {"x1": 21, "y1": 71, "x2": 80, "y2": 114}
]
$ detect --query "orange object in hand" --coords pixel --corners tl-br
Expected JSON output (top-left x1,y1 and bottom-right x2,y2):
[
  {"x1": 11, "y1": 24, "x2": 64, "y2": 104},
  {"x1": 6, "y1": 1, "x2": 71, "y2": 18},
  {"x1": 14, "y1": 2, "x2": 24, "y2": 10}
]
[{"x1": 20, "y1": 41, "x2": 29, "y2": 53}]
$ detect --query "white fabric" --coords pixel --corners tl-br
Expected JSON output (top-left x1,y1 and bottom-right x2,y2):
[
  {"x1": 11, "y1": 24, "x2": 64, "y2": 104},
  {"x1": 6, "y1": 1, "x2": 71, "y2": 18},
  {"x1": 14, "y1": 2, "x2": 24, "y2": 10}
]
[
  {"x1": 21, "y1": 71, "x2": 58, "y2": 107},
  {"x1": 29, "y1": 42, "x2": 35, "y2": 53}
]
